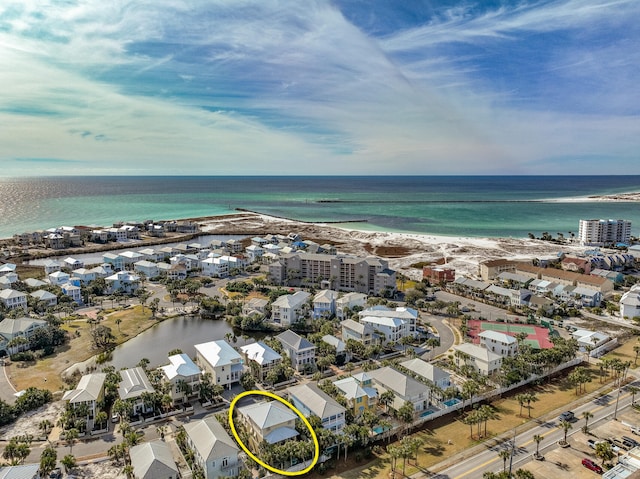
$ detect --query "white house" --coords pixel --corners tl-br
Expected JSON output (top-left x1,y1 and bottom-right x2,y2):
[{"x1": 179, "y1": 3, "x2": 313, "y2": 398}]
[
  {"x1": 478, "y1": 330, "x2": 518, "y2": 357},
  {"x1": 276, "y1": 330, "x2": 316, "y2": 373},
  {"x1": 29, "y1": 290, "x2": 57, "y2": 307},
  {"x1": 71, "y1": 268, "x2": 97, "y2": 285},
  {"x1": 201, "y1": 257, "x2": 229, "y2": 278},
  {"x1": 62, "y1": 373, "x2": 106, "y2": 426},
  {"x1": 42, "y1": 259, "x2": 61, "y2": 275},
  {"x1": 572, "y1": 329, "x2": 611, "y2": 354},
  {"x1": 399, "y1": 358, "x2": 451, "y2": 390},
  {"x1": 63, "y1": 257, "x2": 84, "y2": 270},
  {"x1": 157, "y1": 354, "x2": 201, "y2": 405},
  {"x1": 106, "y1": 271, "x2": 140, "y2": 294},
  {"x1": 358, "y1": 306, "x2": 418, "y2": 336},
  {"x1": 240, "y1": 342, "x2": 282, "y2": 382},
  {"x1": 453, "y1": 343, "x2": 503, "y2": 376},
  {"x1": 48, "y1": 270, "x2": 70, "y2": 286},
  {"x1": 245, "y1": 245, "x2": 264, "y2": 263},
  {"x1": 0, "y1": 289, "x2": 28, "y2": 310},
  {"x1": 312, "y1": 290, "x2": 338, "y2": 319},
  {"x1": 103, "y1": 252, "x2": 125, "y2": 271},
  {"x1": 359, "y1": 316, "x2": 407, "y2": 345},
  {"x1": 341, "y1": 319, "x2": 375, "y2": 346},
  {"x1": 134, "y1": 260, "x2": 160, "y2": 279},
  {"x1": 368, "y1": 366, "x2": 431, "y2": 413},
  {"x1": 287, "y1": 383, "x2": 346, "y2": 434},
  {"x1": 195, "y1": 340, "x2": 244, "y2": 388},
  {"x1": 236, "y1": 401, "x2": 298, "y2": 448},
  {"x1": 271, "y1": 291, "x2": 311, "y2": 327},
  {"x1": 621, "y1": 284, "x2": 640, "y2": 320},
  {"x1": 183, "y1": 416, "x2": 240, "y2": 479},
  {"x1": 0, "y1": 317, "x2": 47, "y2": 355},
  {"x1": 117, "y1": 367, "x2": 155, "y2": 415},
  {"x1": 119, "y1": 251, "x2": 145, "y2": 268},
  {"x1": 336, "y1": 293, "x2": 367, "y2": 320},
  {"x1": 61, "y1": 283, "x2": 82, "y2": 304}
]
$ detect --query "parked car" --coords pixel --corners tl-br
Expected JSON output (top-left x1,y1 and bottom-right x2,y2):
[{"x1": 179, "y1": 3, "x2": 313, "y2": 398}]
[
  {"x1": 582, "y1": 458, "x2": 603, "y2": 474},
  {"x1": 622, "y1": 436, "x2": 639, "y2": 448},
  {"x1": 49, "y1": 468, "x2": 62, "y2": 479},
  {"x1": 604, "y1": 438, "x2": 622, "y2": 453},
  {"x1": 630, "y1": 425, "x2": 640, "y2": 436},
  {"x1": 611, "y1": 438, "x2": 630, "y2": 451},
  {"x1": 559, "y1": 411, "x2": 575, "y2": 421},
  {"x1": 587, "y1": 439, "x2": 603, "y2": 450}
]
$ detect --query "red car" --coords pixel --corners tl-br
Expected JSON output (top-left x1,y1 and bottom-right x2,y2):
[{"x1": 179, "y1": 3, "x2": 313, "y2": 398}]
[{"x1": 582, "y1": 458, "x2": 603, "y2": 474}]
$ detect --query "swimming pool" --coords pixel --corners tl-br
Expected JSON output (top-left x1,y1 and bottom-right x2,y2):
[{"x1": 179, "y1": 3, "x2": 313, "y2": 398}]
[
  {"x1": 420, "y1": 410, "x2": 435, "y2": 418},
  {"x1": 443, "y1": 398, "x2": 461, "y2": 407},
  {"x1": 373, "y1": 426, "x2": 389, "y2": 434}
]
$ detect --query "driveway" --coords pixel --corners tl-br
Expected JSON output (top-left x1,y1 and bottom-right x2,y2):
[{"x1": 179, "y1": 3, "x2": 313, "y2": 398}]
[{"x1": 0, "y1": 360, "x2": 17, "y2": 404}]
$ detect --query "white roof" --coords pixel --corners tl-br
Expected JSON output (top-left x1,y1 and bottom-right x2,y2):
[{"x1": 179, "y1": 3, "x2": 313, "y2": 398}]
[
  {"x1": 287, "y1": 383, "x2": 346, "y2": 419},
  {"x1": 333, "y1": 377, "x2": 372, "y2": 401},
  {"x1": 194, "y1": 340, "x2": 241, "y2": 368},
  {"x1": 272, "y1": 291, "x2": 311, "y2": 309},
  {"x1": 62, "y1": 373, "x2": 106, "y2": 404},
  {"x1": 454, "y1": 343, "x2": 503, "y2": 363},
  {"x1": 118, "y1": 367, "x2": 154, "y2": 400},
  {"x1": 478, "y1": 330, "x2": 517, "y2": 344},
  {"x1": 237, "y1": 400, "x2": 297, "y2": 430},
  {"x1": 0, "y1": 289, "x2": 27, "y2": 300},
  {"x1": 368, "y1": 366, "x2": 429, "y2": 397},
  {"x1": 130, "y1": 441, "x2": 178, "y2": 479},
  {"x1": 321, "y1": 335, "x2": 346, "y2": 353},
  {"x1": 183, "y1": 416, "x2": 238, "y2": 461},
  {"x1": 399, "y1": 358, "x2": 450, "y2": 384},
  {"x1": 360, "y1": 315, "x2": 405, "y2": 328},
  {"x1": 160, "y1": 353, "x2": 202, "y2": 380},
  {"x1": 240, "y1": 342, "x2": 282, "y2": 366}
]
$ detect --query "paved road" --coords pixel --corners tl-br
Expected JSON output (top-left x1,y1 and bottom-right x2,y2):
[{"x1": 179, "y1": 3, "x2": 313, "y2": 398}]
[
  {"x1": 0, "y1": 361, "x2": 17, "y2": 404},
  {"x1": 422, "y1": 315, "x2": 455, "y2": 360},
  {"x1": 428, "y1": 378, "x2": 640, "y2": 479}
]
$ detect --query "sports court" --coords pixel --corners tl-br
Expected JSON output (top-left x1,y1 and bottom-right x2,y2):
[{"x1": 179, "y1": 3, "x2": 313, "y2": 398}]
[{"x1": 467, "y1": 319, "x2": 555, "y2": 349}]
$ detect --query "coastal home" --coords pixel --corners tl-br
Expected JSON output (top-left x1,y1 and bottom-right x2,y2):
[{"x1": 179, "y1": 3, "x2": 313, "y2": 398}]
[
  {"x1": 134, "y1": 260, "x2": 160, "y2": 280},
  {"x1": 312, "y1": 290, "x2": 338, "y2": 319},
  {"x1": 270, "y1": 291, "x2": 311, "y2": 327},
  {"x1": 591, "y1": 269, "x2": 624, "y2": 284},
  {"x1": 453, "y1": 343, "x2": 503, "y2": 376},
  {"x1": 48, "y1": 270, "x2": 70, "y2": 286},
  {"x1": 239, "y1": 341, "x2": 282, "y2": 382},
  {"x1": 71, "y1": 268, "x2": 97, "y2": 285},
  {"x1": 333, "y1": 374, "x2": 377, "y2": 416},
  {"x1": 103, "y1": 252, "x2": 125, "y2": 271},
  {"x1": 496, "y1": 272, "x2": 533, "y2": 289},
  {"x1": 23, "y1": 278, "x2": 47, "y2": 289},
  {"x1": 194, "y1": 340, "x2": 244, "y2": 388},
  {"x1": 321, "y1": 334, "x2": 350, "y2": 363},
  {"x1": 119, "y1": 251, "x2": 145, "y2": 269},
  {"x1": 0, "y1": 317, "x2": 47, "y2": 355},
  {"x1": 236, "y1": 401, "x2": 299, "y2": 449},
  {"x1": 335, "y1": 292, "x2": 368, "y2": 320},
  {"x1": 527, "y1": 295, "x2": 555, "y2": 315},
  {"x1": 106, "y1": 271, "x2": 141, "y2": 294},
  {"x1": 0, "y1": 289, "x2": 28, "y2": 311},
  {"x1": 368, "y1": 366, "x2": 430, "y2": 414},
  {"x1": 276, "y1": 330, "x2": 316, "y2": 373},
  {"x1": 358, "y1": 306, "x2": 419, "y2": 337},
  {"x1": 0, "y1": 263, "x2": 16, "y2": 276},
  {"x1": 62, "y1": 373, "x2": 106, "y2": 426},
  {"x1": 29, "y1": 289, "x2": 58, "y2": 308},
  {"x1": 528, "y1": 279, "x2": 557, "y2": 295},
  {"x1": 138, "y1": 248, "x2": 161, "y2": 262},
  {"x1": 359, "y1": 315, "x2": 406, "y2": 345},
  {"x1": 201, "y1": 257, "x2": 229, "y2": 278},
  {"x1": 245, "y1": 245, "x2": 264, "y2": 263},
  {"x1": 399, "y1": 358, "x2": 451, "y2": 391},
  {"x1": 63, "y1": 257, "x2": 84, "y2": 270},
  {"x1": 170, "y1": 253, "x2": 200, "y2": 271},
  {"x1": 61, "y1": 283, "x2": 82, "y2": 304},
  {"x1": 159, "y1": 353, "x2": 202, "y2": 404},
  {"x1": 572, "y1": 329, "x2": 611, "y2": 355},
  {"x1": 452, "y1": 277, "x2": 491, "y2": 297},
  {"x1": 621, "y1": 284, "x2": 640, "y2": 320},
  {"x1": 41, "y1": 260, "x2": 60, "y2": 276},
  {"x1": 340, "y1": 319, "x2": 374, "y2": 346},
  {"x1": 478, "y1": 330, "x2": 518, "y2": 357},
  {"x1": 118, "y1": 367, "x2": 155, "y2": 415},
  {"x1": 571, "y1": 286, "x2": 602, "y2": 307},
  {"x1": 287, "y1": 383, "x2": 346, "y2": 434},
  {"x1": 561, "y1": 256, "x2": 592, "y2": 274},
  {"x1": 242, "y1": 298, "x2": 268, "y2": 317},
  {"x1": 0, "y1": 275, "x2": 17, "y2": 290},
  {"x1": 130, "y1": 440, "x2": 180, "y2": 479},
  {"x1": 183, "y1": 416, "x2": 239, "y2": 479}
]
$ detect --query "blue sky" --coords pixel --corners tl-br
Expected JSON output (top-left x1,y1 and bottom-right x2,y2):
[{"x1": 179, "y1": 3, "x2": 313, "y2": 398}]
[{"x1": 1, "y1": 0, "x2": 639, "y2": 175}]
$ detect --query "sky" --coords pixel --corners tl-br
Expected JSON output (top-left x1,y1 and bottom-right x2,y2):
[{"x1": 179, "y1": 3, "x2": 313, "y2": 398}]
[{"x1": 1, "y1": 0, "x2": 639, "y2": 176}]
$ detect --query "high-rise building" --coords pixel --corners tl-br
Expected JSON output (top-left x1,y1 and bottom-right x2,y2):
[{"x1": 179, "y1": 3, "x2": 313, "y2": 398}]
[{"x1": 578, "y1": 219, "x2": 631, "y2": 246}]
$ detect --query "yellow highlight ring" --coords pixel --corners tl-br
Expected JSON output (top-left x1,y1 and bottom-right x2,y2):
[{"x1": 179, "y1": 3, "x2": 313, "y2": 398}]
[{"x1": 228, "y1": 390, "x2": 320, "y2": 476}]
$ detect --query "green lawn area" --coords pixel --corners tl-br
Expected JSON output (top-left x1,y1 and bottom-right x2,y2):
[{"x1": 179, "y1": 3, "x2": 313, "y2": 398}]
[{"x1": 601, "y1": 335, "x2": 640, "y2": 368}]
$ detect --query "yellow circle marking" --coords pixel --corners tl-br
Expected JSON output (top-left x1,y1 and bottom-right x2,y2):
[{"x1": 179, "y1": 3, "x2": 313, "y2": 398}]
[{"x1": 228, "y1": 390, "x2": 320, "y2": 476}]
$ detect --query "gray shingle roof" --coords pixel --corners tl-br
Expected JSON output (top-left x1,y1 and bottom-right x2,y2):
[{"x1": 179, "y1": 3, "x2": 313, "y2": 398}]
[
  {"x1": 130, "y1": 441, "x2": 179, "y2": 479},
  {"x1": 287, "y1": 383, "x2": 345, "y2": 419},
  {"x1": 276, "y1": 330, "x2": 315, "y2": 351},
  {"x1": 183, "y1": 416, "x2": 238, "y2": 461}
]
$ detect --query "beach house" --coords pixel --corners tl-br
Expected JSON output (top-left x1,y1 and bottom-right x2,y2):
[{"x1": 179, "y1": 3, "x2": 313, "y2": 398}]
[
  {"x1": 0, "y1": 289, "x2": 28, "y2": 311},
  {"x1": 239, "y1": 342, "x2": 282, "y2": 382},
  {"x1": 287, "y1": 383, "x2": 346, "y2": 434},
  {"x1": 276, "y1": 330, "x2": 316, "y2": 373},
  {"x1": 159, "y1": 353, "x2": 202, "y2": 404},
  {"x1": 335, "y1": 292, "x2": 367, "y2": 320},
  {"x1": 0, "y1": 317, "x2": 48, "y2": 355},
  {"x1": 453, "y1": 343, "x2": 503, "y2": 376},
  {"x1": 194, "y1": 340, "x2": 244, "y2": 388},
  {"x1": 236, "y1": 401, "x2": 299, "y2": 449},
  {"x1": 129, "y1": 441, "x2": 180, "y2": 479},
  {"x1": 333, "y1": 374, "x2": 378, "y2": 416},
  {"x1": 368, "y1": 366, "x2": 430, "y2": 414},
  {"x1": 312, "y1": 289, "x2": 338, "y2": 319},
  {"x1": 478, "y1": 330, "x2": 518, "y2": 357},
  {"x1": 183, "y1": 416, "x2": 240, "y2": 479},
  {"x1": 270, "y1": 291, "x2": 311, "y2": 327},
  {"x1": 62, "y1": 373, "x2": 106, "y2": 427},
  {"x1": 117, "y1": 367, "x2": 156, "y2": 416}
]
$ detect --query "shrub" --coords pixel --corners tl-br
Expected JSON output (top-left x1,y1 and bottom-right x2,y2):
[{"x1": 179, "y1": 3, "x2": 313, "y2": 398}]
[{"x1": 10, "y1": 351, "x2": 35, "y2": 362}]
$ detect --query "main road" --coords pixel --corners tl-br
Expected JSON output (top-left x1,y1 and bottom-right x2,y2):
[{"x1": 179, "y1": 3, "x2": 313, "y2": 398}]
[{"x1": 428, "y1": 378, "x2": 640, "y2": 479}]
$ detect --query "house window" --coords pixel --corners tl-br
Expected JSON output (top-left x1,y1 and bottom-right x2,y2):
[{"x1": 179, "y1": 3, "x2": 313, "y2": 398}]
[{"x1": 222, "y1": 457, "x2": 229, "y2": 468}]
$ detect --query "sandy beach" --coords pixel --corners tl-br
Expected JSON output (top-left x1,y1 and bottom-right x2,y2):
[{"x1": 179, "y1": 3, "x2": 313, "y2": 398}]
[{"x1": 197, "y1": 212, "x2": 587, "y2": 279}]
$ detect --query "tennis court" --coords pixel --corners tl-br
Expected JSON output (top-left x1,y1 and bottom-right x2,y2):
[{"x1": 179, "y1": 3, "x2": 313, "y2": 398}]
[{"x1": 467, "y1": 319, "x2": 555, "y2": 349}]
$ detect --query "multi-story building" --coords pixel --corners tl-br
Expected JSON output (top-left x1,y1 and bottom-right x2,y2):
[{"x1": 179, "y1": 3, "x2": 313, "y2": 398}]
[
  {"x1": 423, "y1": 266, "x2": 456, "y2": 283},
  {"x1": 159, "y1": 353, "x2": 202, "y2": 404},
  {"x1": 195, "y1": 340, "x2": 244, "y2": 388},
  {"x1": 368, "y1": 366, "x2": 430, "y2": 413},
  {"x1": 268, "y1": 253, "x2": 396, "y2": 296},
  {"x1": 287, "y1": 383, "x2": 346, "y2": 434},
  {"x1": 183, "y1": 416, "x2": 239, "y2": 479},
  {"x1": 276, "y1": 330, "x2": 316, "y2": 373},
  {"x1": 239, "y1": 342, "x2": 282, "y2": 382},
  {"x1": 478, "y1": 330, "x2": 518, "y2": 357},
  {"x1": 578, "y1": 219, "x2": 632, "y2": 246},
  {"x1": 270, "y1": 291, "x2": 311, "y2": 327}
]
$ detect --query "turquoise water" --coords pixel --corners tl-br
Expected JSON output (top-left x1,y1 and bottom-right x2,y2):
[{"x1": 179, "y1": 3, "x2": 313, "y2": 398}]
[
  {"x1": 2, "y1": 176, "x2": 640, "y2": 239},
  {"x1": 443, "y1": 398, "x2": 461, "y2": 407},
  {"x1": 420, "y1": 410, "x2": 436, "y2": 417}
]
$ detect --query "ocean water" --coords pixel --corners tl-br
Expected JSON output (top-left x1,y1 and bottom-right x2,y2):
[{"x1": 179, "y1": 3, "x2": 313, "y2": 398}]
[{"x1": 1, "y1": 176, "x2": 640, "y2": 239}]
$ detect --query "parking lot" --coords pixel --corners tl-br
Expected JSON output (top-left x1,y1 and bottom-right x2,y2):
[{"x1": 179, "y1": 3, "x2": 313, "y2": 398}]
[{"x1": 520, "y1": 410, "x2": 640, "y2": 478}]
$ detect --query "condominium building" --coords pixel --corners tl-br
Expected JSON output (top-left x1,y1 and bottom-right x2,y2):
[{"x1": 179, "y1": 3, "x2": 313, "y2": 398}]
[{"x1": 578, "y1": 219, "x2": 632, "y2": 246}]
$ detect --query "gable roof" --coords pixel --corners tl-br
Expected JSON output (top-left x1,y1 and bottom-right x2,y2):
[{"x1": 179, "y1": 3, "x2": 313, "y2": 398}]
[
  {"x1": 0, "y1": 464, "x2": 40, "y2": 479},
  {"x1": 0, "y1": 317, "x2": 47, "y2": 337},
  {"x1": 287, "y1": 383, "x2": 345, "y2": 419},
  {"x1": 399, "y1": 358, "x2": 450, "y2": 384},
  {"x1": 240, "y1": 342, "x2": 282, "y2": 365},
  {"x1": 276, "y1": 330, "x2": 315, "y2": 352},
  {"x1": 454, "y1": 343, "x2": 503, "y2": 363},
  {"x1": 194, "y1": 340, "x2": 242, "y2": 368},
  {"x1": 272, "y1": 291, "x2": 311, "y2": 309},
  {"x1": 160, "y1": 353, "x2": 202, "y2": 380},
  {"x1": 118, "y1": 367, "x2": 154, "y2": 399},
  {"x1": 333, "y1": 377, "x2": 372, "y2": 401},
  {"x1": 478, "y1": 330, "x2": 517, "y2": 344},
  {"x1": 62, "y1": 373, "x2": 106, "y2": 404},
  {"x1": 237, "y1": 400, "x2": 297, "y2": 430},
  {"x1": 183, "y1": 416, "x2": 239, "y2": 461},
  {"x1": 341, "y1": 319, "x2": 372, "y2": 335},
  {"x1": 0, "y1": 289, "x2": 27, "y2": 300},
  {"x1": 130, "y1": 441, "x2": 179, "y2": 479},
  {"x1": 367, "y1": 367, "x2": 429, "y2": 398}
]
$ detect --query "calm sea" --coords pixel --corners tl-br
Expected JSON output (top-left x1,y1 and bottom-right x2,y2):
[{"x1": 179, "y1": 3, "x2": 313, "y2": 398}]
[{"x1": 1, "y1": 176, "x2": 640, "y2": 239}]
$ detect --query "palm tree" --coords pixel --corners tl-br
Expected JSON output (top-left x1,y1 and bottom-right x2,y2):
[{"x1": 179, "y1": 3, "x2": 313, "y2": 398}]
[
  {"x1": 582, "y1": 411, "x2": 594, "y2": 434},
  {"x1": 61, "y1": 454, "x2": 77, "y2": 474},
  {"x1": 498, "y1": 449, "x2": 511, "y2": 473},
  {"x1": 524, "y1": 392, "x2": 538, "y2": 418},
  {"x1": 38, "y1": 419, "x2": 53, "y2": 439},
  {"x1": 39, "y1": 445, "x2": 57, "y2": 477},
  {"x1": 629, "y1": 385, "x2": 640, "y2": 405},
  {"x1": 634, "y1": 344, "x2": 640, "y2": 366},
  {"x1": 533, "y1": 434, "x2": 543, "y2": 458},
  {"x1": 595, "y1": 440, "x2": 615, "y2": 466},
  {"x1": 515, "y1": 393, "x2": 527, "y2": 417},
  {"x1": 559, "y1": 419, "x2": 572, "y2": 445},
  {"x1": 65, "y1": 428, "x2": 79, "y2": 454}
]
